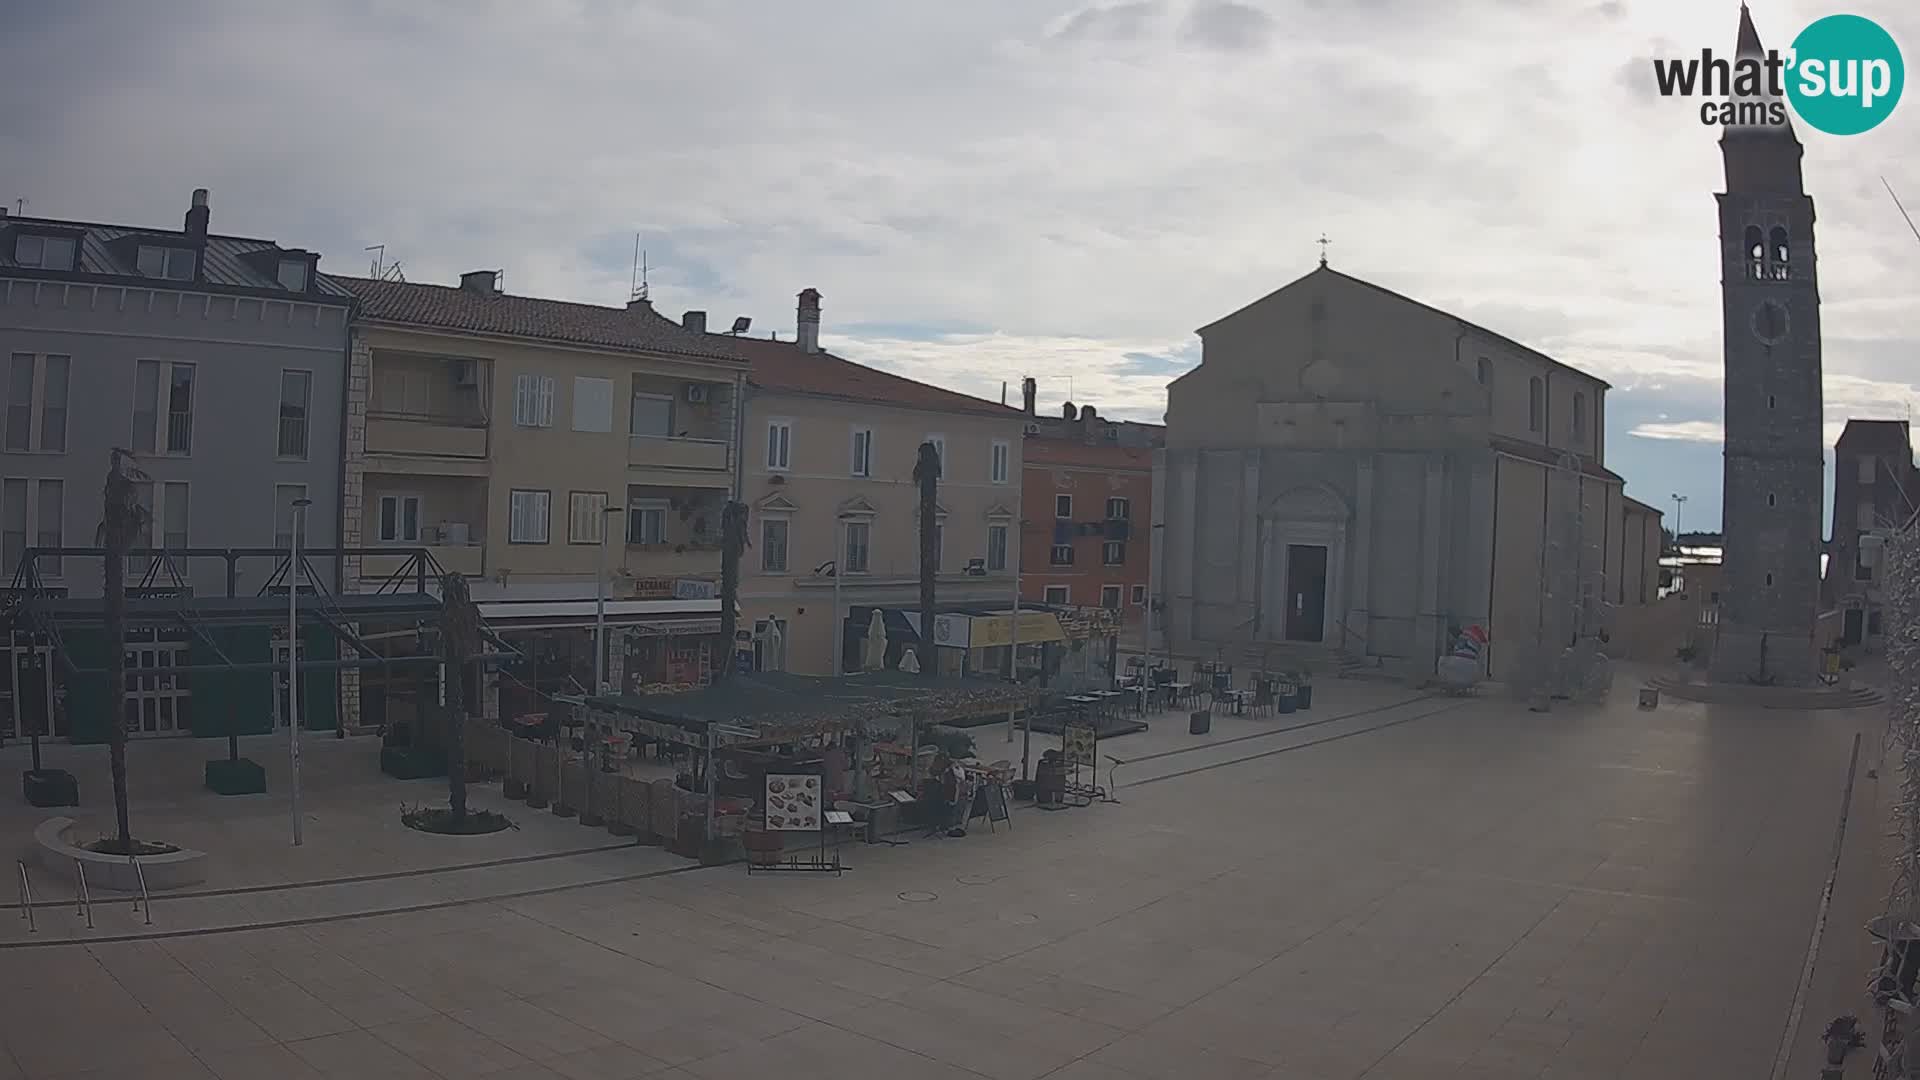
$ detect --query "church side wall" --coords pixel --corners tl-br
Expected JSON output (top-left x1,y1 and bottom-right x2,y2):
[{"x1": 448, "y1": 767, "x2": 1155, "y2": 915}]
[{"x1": 1491, "y1": 455, "x2": 1548, "y2": 681}]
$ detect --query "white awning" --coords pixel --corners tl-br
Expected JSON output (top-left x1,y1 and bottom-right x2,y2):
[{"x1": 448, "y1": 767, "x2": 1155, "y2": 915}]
[{"x1": 479, "y1": 598, "x2": 730, "y2": 631}]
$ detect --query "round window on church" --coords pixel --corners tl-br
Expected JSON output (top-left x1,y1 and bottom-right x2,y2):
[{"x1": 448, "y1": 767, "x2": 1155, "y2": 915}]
[{"x1": 1751, "y1": 300, "x2": 1791, "y2": 345}]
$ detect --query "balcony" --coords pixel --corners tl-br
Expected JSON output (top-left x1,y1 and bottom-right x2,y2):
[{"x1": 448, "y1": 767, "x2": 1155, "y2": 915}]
[
  {"x1": 621, "y1": 544, "x2": 724, "y2": 580},
  {"x1": 366, "y1": 412, "x2": 489, "y2": 462},
  {"x1": 360, "y1": 543, "x2": 485, "y2": 583},
  {"x1": 627, "y1": 435, "x2": 730, "y2": 486}
]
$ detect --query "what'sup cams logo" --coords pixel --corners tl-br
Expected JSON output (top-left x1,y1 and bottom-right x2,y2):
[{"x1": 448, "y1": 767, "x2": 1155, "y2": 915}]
[{"x1": 1651, "y1": 11, "x2": 1904, "y2": 135}]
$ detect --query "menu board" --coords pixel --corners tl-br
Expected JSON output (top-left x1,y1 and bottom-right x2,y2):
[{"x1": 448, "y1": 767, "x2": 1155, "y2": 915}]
[
  {"x1": 764, "y1": 774, "x2": 821, "y2": 832},
  {"x1": 1063, "y1": 723, "x2": 1097, "y2": 767}
]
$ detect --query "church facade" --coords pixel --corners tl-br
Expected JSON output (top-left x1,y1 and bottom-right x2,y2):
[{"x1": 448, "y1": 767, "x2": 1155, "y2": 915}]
[{"x1": 1151, "y1": 265, "x2": 1662, "y2": 682}]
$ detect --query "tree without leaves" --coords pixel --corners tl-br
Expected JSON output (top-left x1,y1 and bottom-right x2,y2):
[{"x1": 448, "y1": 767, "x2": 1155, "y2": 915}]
[
  {"x1": 715, "y1": 501, "x2": 747, "y2": 684},
  {"x1": 98, "y1": 449, "x2": 150, "y2": 851},
  {"x1": 440, "y1": 571, "x2": 481, "y2": 823},
  {"x1": 914, "y1": 442, "x2": 940, "y2": 680}
]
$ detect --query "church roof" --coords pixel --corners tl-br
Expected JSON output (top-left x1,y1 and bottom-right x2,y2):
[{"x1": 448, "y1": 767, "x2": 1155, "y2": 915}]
[
  {"x1": 1835, "y1": 419, "x2": 1913, "y2": 453},
  {"x1": 1198, "y1": 266, "x2": 1610, "y2": 390},
  {"x1": 1735, "y1": 3, "x2": 1763, "y2": 56},
  {"x1": 1489, "y1": 435, "x2": 1625, "y2": 484}
]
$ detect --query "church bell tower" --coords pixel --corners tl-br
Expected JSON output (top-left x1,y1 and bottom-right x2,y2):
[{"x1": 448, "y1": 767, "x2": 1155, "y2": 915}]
[{"x1": 1709, "y1": 4, "x2": 1824, "y2": 685}]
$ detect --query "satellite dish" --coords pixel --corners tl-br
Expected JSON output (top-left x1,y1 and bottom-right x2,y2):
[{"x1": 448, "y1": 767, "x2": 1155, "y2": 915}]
[{"x1": 730, "y1": 316, "x2": 751, "y2": 335}]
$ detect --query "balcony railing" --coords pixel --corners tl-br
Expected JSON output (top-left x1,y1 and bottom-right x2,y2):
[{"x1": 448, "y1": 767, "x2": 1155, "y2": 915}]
[
  {"x1": 627, "y1": 435, "x2": 729, "y2": 472},
  {"x1": 366, "y1": 412, "x2": 488, "y2": 459}
]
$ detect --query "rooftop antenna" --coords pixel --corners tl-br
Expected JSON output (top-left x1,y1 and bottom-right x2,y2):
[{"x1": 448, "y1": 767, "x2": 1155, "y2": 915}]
[
  {"x1": 13, "y1": 198, "x2": 24, "y2": 216},
  {"x1": 365, "y1": 244, "x2": 386, "y2": 277},
  {"x1": 1886, "y1": 177, "x2": 1920, "y2": 247},
  {"x1": 1317, "y1": 233, "x2": 1331, "y2": 267},
  {"x1": 630, "y1": 236, "x2": 651, "y2": 304}
]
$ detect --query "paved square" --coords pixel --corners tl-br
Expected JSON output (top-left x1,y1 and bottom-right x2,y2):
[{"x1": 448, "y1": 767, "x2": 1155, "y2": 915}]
[{"x1": 0, "y1": 677, "x2": 1888, "y2": 1078}]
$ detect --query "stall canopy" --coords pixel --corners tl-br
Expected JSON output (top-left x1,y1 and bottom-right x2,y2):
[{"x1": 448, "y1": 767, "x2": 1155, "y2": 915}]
[
  {"x1": 585, "y1": 671, "x2": 1039, "y2": 750},
  {"x1": 478, "y1": 597, "x2": 727, "y2": 633}
]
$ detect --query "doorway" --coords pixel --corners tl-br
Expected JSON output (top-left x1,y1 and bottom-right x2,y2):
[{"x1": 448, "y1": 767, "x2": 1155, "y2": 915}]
[
  {"x1": 1284, "y1": 544, "x2": 1328, "y2": 643},
  {"x1": 1843, "y1": 608, "x2": 1864, "y2": 646}
]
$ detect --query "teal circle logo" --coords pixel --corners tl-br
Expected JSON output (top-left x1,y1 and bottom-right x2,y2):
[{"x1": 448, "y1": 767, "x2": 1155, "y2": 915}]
[{"x1": 1786, "y1": 14, "x2": 1903, "y2": 135}]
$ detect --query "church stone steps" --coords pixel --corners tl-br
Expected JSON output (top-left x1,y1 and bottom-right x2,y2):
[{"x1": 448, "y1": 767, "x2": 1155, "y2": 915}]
[{"x1": 1646, "y1": 676, "x2": 1885, "y2": 710}]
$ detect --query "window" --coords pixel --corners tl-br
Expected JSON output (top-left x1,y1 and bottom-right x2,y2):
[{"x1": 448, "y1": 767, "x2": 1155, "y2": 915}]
[
  {"x1": 850, "y1": 428, "x2": 872, "y2": 477},
  {"x1": 1745, "y1": 224, "x2": 1765, "y2": 280},
  {"x1": 1103, "y1": 541, "x2": 1126, "y2": 565},
  {"x1": 568, "y1": 491, "x2": 609, "y2": 544},
  {"x1": 629, "y1": 390, "x2": 672, "y2": 437},
  {"x1": 987, "y1": 523, "x2": 1008, "y2": 572},
  {"x1": 136, "y1": 245, "x2": 194, "y2": 281},
  {"x1": 373, "y1": 368, "x2": 433, "y2": 416},
  {"x1": 1859, "y1": 502, "x2": 1877, "y2": 531},
  {"x1": 0, "y1": 479, "x2": 23, "y2": 575},
  {"x1": 1044, "y1": 585, "x2": 1069, "y2": 605},
  {"x1": 1769, "y1": 225, "x2": 1791, "y2": 280},
  {"x1": 5, "y1": 353, "x2": 68, "y2": 452},
  {"x1": 272, "y1": 484, "x2": 308, "y2": 550},
  {"x1": 508, "y1": 489, "x2": 551, "y2": 544},
  {"x1": 1106, "y1": 497, "x2": 1130, "y2": 520},
  {"x1": 160, "y1": 482, "x2": 188, "y2": 550},
  {"x1": 1528, "y1": 377, "x2": 1543, "y2": 433},
  {"x1": 378, "y1": 495, "x2": 421, "y2": 543},
  {"x1": 843, "y1": 521, "x2": 871, "y2": 574},
  {"x1": 1050, "y1": 545, "x2": 1074, "y2": 566},
  {"x1": 1765, "y1": 573, "x2": 1774, "y2": 587},
  {"x1": 33, "y1": 480, "x2": 61, "y2": 577},
  {"x1": 1100, "y1": 585, "x2": 1123, "y2": 610},
  {"x1": 767, "y1": 420, "x2": 792, "y2": 471},
  {"x1": 513, "y1": 374, "x2": 555, "y2": 428},
  {"x1": 277, "y1": 370, "x2": 311, "y2": 458},
  {"x1": 626, "y1": 500, "x2": 665, "y2": 546},
  {"x1": 1860, "y1": 457, "x2": 1878, "y2": 484},
  {"x1": 276, "y1": 259, "x2": 308, "y2": 291},
  {"x1": 761, "y1": 518, "x2": 790, "y2": 573},
  {"x1": 1767, "y1": 492, "x2": 1776, "y2": 508},
  {"x1": 133, "y1": 360, "x2": 195, "y2": 454},
  {"x1": 1768, "y1": 395, "x2": 1776, "y2": 410},
  {"x1": 1131, "y1": 584, "x2": 1147, "y2": 605},
  {"x1": 1476, "y1": 356, "x2": 1490, "y2": 386},
  {"x1": 1055, "y1": 494, "x2": 1073, "y2": 519},
  {"x1": 1572, "y1": 392, "x2": 1587, "y2": 442},
  {"x1": 571, "y1": 376, "x2": 613, "y2": 432},
  {"x1": 13, "y1": 233, "x2": 75, "y2": 271},
  {"x1": 991, "y1": 440, "x2": 1010, "y2": 484}
]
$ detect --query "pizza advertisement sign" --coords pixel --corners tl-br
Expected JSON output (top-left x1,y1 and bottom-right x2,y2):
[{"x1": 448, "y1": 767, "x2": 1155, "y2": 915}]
[{"x1": 764, "y1": 774, "x2": 821, "y2": 832}]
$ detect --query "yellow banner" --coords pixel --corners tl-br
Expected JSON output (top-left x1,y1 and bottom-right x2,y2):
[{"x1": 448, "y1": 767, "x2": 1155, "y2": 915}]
[{"x1": 969, "y1": 612, "x2": 1067, "y2": 649}]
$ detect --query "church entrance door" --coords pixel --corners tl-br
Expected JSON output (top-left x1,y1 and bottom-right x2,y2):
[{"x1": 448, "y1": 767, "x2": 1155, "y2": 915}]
[{"x1": 1284, "y1": 544, "x2": 1328, "y2": 643}]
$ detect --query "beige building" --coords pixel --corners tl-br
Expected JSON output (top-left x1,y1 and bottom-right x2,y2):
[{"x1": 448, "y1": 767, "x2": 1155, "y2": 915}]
[
  {"x1": 1153, "y1": 264, "x2": 1662, "y2": 681},
  {"x1": 730, "y1": 290, "x2": 1028, "y2": 675},
  {"x1": 336, "y1": 272, "x2": 749, "y2": 722}
]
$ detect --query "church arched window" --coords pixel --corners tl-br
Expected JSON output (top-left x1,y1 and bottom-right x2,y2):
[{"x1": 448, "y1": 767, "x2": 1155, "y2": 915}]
[
  {"x1": 1572, "y1": 391, "x2": 1587, "y2": 443},
  {"x1": 1744, "y1": 225, "x2": 1765, "y2": 280},
  {"x1": 1769, "y1": 226, "x2": 1791, "y2": 280},
  {"x1": 1528, "y1": 376, "x2": 1543, "y2": 433}
]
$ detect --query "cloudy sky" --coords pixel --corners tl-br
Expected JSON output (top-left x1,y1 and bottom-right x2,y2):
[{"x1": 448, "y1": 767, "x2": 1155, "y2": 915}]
[{"x1": 6, "y1": 0, "x2": 1917, "y2": 532}]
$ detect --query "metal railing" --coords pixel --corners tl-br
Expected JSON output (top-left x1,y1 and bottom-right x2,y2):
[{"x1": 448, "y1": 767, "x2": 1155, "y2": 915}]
[
  {"x1": 15, "y1": 861, "x2": 33, "y2": 934},
  {"x1": 73, "y1": 860, "x2": 92, "y2": 930},
  {"x1": 129, "y1": 855, "x2": 151, "y2": 926}
]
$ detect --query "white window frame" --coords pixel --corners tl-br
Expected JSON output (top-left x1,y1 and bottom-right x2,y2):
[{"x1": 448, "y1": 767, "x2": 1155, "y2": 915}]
[
  {"x1": 571, "y1": 376, "x2": 614, "y2": 433},
  {"x1": 1106, "y1": 497, "x2": 1130, "y2": 520},
  {"x1": 1050, "y1": 544, "x2": 1074, "y2": 566},
  {"x1": 276, "y1": 258, "x2": 308, "y2": 291},
  {"x1": 626, "y1": 498, "x2": 668, "y2": 546},
  {"x1": 508, "y1": 489, "x2": 551, "y2": 544},
  {"x1": 766, "y1": 419, "x2": 793, "y2": 472},
  {"x1": 568, "y1": 491, "x2": 610, "y2": 544},
  {"x1": 132, "y1": 358, "x2": 196, "y2": 456},
  {"x1": 5, "y1": 352, "x2": 69, "y2": 454},
  {"x1": 136, "y1": 245, "x2": 195, "y2": 281},
  {"x1": 629, "y1": 390, "x2": 674, "y2": 438},
  {"x1": 158, "y1": 481, "x2": 189, "y2": 551},
  {"x1": 986, "y1": 523, "x2": 1008, "y2": 572},
  {"x1": 513, "y1": 374, "x2": 555, "y2": 428},
  {"x1": 1100, "y1": 585, "x2": 1123, "y2": 610},
  {"x1": 277, "y1": 369, "x2": 312, "y2": 459},
  {"x1": 760, "y1": 515, "x2": 791, "y2": 573},
  {"x1": 377, "y1": 493, "x2": 422, "y2": 544},
  {"x1": 13, "y1": 233, "x2": 75, "y2": 271},
  {"x1": 843, "y1": 520, "x2": 871, "y2": 574},
  {"x1": 850, "y1": 427, "x2": 872, "y2": 477},
  {"x1": 1055, "y1": 494, "x2": 1072, "y2": 519},
  {"x1": 1044, "y1": 585, "x2": 1069, "y2": 605},
  {"x1": 1103, "y1": 541, "x2": 1126, "y2": 565},
  {"x1": 1131, "y1": 584, "x2": 1147, "y2": 605},
  {"x1": 272, "y1": 483, "x2": 308, "y2": 550},
  {"x1": 990, "y1": 440, "x2": 1010, "y2": 485}
]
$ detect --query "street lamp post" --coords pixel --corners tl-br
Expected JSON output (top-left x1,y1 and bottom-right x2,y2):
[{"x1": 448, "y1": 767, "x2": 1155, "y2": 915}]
[
  {"x1": 288, "y1": 498, "x2": 311, "y2": 847},
  {"x1": 584, "y1": 505, "x2": 623, "y2": 826},
  {"x1": 1670, "y1": 493, "x2": 1687, "y2": 546}
]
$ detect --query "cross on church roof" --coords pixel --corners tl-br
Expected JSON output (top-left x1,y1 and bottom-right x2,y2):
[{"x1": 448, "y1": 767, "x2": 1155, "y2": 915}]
[{"x1": 1317, "y1": 234, "x2": 1330, "y2": 267}]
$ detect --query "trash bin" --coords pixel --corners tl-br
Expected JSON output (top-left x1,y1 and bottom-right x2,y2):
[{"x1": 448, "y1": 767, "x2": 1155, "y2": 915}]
[
  {"x1": 1296, "y1": 683, "x2": 1313, "y2": 710},
  {"x1": 1189, "y1": 710, "x2": 1211, "y2": 735}
]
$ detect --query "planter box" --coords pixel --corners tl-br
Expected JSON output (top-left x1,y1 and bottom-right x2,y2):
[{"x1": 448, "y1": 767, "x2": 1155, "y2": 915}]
[
  {"x1": 204, "y1": 758, "x2": 267, "y2": 796},
  {"x1": 23, "y1": 768, "x2": 79, "y2": 807}
]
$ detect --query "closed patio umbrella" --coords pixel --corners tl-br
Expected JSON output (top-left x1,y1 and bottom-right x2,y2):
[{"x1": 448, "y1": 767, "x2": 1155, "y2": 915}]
[{"x1": 864, "y1": 609, "x2": 889, "y2": 671}]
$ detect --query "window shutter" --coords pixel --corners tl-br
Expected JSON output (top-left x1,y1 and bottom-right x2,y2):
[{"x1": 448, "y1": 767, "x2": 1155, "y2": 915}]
[{"x1": 538, "y1": 376, "x2": 554, "y2": 427}]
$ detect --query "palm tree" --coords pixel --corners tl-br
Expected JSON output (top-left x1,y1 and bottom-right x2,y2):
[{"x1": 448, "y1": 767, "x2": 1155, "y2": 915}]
[
  {"x1": 440, "y1": 571, "x2": 481, "y2": 824},
  {"x1": 913, "y1": 442, "x2": 940, "y2": 679},
  {"x1": 99, "y1": 449, "x2": 149, "y2": 852},
  {"x1": 715, "y1": 501, "x2": 747, "y2": 684}
]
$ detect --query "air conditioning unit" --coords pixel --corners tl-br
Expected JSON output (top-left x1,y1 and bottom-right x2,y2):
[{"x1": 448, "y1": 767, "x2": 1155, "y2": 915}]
[
  {"x1": 449, "y1": 358, "x2": 479, "y2": 386},
  {"x1": 685, "y1": 384, "x2": 710, "y2": 404},
  {"x1": 1023, "y1": 422, "x2": 1040, "y2": 436}
]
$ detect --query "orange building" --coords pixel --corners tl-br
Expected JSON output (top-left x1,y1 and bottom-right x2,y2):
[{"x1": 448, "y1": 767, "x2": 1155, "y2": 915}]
[{"x1": 1020, "y1": 437, "x2": 1155, "y2": 633}]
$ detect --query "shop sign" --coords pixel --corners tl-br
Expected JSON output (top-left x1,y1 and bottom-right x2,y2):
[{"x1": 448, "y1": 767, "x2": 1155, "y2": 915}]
[
  {"x1": 931, "y1": 613, "x2": 971, "y2": 649},
  {"x1": 969, "y1": 612, "x2": 1067, "y2": 649},
  {"x1": 673, "y1": 578, "x2": 718, "y2": 600},
  {"x1": 630, "y1": 618, "x2": 723, "y2": 637}
]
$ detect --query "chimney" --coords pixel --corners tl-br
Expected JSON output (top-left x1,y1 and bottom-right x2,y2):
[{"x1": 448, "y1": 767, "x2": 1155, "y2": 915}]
[
  {"x1": 682, "y1": 310, "x2": 707, "y2": 334},
  {"x1": 1062, "y1": 401, "x2": 1077, "y2": 420},
  {"x1": 1021, "y1": 377, "x2": 1037, "y2": 416},
  {"x1": 184, "y1": 188, "x2": 210, "y2": 239},
  {"x1": 796, "y1": 288, "x2": 821, "y2": 353},
  {"x1": 626, "y1": 296, "x2": 652, "y2": 312},
  {"x1": 1080, "y1": 404, "x2": 1097, "y2": 422},
  {"x1": 459, "y1": 270, "x2": 498, "y2": 294}
]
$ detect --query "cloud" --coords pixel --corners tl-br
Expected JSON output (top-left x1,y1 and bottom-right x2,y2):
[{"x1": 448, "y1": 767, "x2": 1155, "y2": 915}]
[
  {"x1": 1049, "y1": 1, "x2": 1167, "y2": 43},
  {"x1": 1181, "y1": 2, "x2": 1276, "y2": 52},
  {"x1": 1630, "y1": 420, "x2": 1724, "y2": 443}
]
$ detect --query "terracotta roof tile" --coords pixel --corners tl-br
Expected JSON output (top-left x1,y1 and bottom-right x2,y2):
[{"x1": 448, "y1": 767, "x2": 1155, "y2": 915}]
[
  {"x1": 728, "y1": 335, "x2": 1020, "y2": 418},
  {"x1": 334, "y1": 276, "x2": 747, "y2": 362},
  {"x1": 1022, "y1": 439, "x2": 1155, "y2": 470}
]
